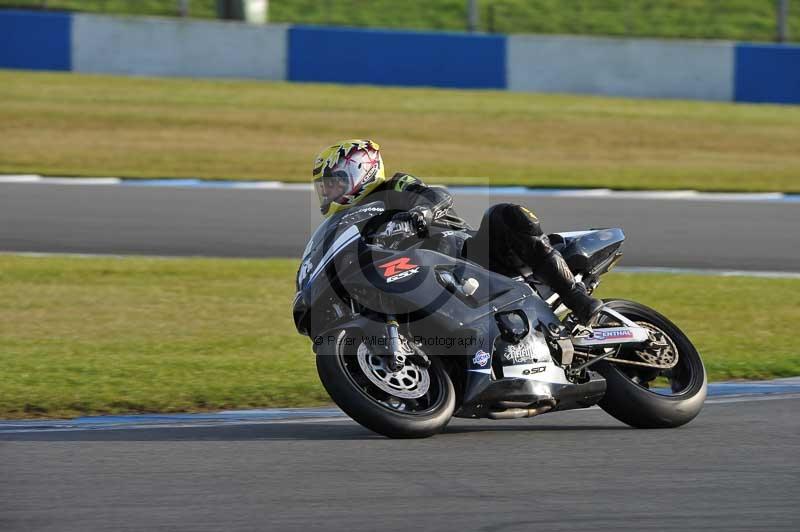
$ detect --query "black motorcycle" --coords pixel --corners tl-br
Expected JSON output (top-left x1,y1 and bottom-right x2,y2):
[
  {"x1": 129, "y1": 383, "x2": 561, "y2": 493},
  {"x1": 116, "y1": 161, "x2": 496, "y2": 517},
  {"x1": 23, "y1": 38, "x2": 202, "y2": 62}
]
[{"x1": 292, "y1": 201, "x2": 707, "y2": 438}]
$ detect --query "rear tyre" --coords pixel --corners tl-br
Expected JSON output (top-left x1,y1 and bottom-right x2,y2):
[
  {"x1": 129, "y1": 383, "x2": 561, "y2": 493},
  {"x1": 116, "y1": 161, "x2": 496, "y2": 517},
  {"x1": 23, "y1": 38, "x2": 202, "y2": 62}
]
[
  {"x1": 316, "y1": 330, "x2": 456, "y2": 438},
  {"x1": 595, "y1": 299, "x2": 707, "y2": 428}
]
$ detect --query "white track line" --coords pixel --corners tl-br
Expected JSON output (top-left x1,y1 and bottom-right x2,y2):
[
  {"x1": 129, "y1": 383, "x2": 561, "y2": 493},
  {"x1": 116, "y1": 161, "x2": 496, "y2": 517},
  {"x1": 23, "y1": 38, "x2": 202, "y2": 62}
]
[
  {"x1": 0, "y1": 174, "x2": 41, "y2": 182},
  {"x1": 39, "y1": 177, "x2": 121, "y2": 185},
  {"x1": 4, "y1": 252, "x2": 799, "y2": 279},
  {"x1": 705, "y1": 392, "x2": 800, "y2": 404},
  {"x1": 614, "y1": 266, "x2": 800, "y2": 279},
  {"x1": 1, "y1": 394, "x2": 797, "y2": 434},
  {"x1": 2, "y1": 175, "x2": 797, "y2": 203},
  {"x1": 0, "y1": 175, "x2": 122, "y2": 185},
  {"x1": 0, "y1": 252, "x2": 177, "y2": 260}
]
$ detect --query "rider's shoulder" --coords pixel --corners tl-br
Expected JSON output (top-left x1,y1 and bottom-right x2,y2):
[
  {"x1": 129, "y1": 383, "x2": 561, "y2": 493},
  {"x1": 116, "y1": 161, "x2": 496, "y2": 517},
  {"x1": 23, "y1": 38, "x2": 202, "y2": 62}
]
[{"x1": 388, "y1": 172, "x2": 425, "y2": 191}]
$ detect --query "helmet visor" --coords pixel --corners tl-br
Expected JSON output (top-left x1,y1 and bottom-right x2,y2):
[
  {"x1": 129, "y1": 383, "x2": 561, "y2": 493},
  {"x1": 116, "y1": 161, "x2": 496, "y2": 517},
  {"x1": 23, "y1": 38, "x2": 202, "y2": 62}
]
[{"x1": 314, "y1": 170, "x2": 355, "y2": 212}]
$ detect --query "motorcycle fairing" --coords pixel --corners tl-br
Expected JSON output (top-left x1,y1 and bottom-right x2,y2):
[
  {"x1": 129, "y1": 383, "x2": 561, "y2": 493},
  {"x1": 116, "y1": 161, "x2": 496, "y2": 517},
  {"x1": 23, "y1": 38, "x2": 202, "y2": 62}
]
[
  {"x1": 456, "y1": 293, "x2": 606, "y2": 415},
  {"x1": 550, "y1": 228, "x2": 625, "y2": 275}
]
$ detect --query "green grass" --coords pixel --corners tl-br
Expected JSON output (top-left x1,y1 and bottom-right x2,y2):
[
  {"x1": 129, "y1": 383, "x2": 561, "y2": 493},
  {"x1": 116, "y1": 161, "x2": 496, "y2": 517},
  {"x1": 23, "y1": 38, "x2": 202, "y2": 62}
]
[
  {"x1": 0, "y1": 255, "x2": 325, "y2": 419},
  {"x1": 2, "y1": 0, "x2": 798, "y2": 42},
  {"x1": 1, "y1": 254, "x2": 798, "y2": 419},
  {"x1": 2, "y1": 70, "x2": 800, "y2": 192}
]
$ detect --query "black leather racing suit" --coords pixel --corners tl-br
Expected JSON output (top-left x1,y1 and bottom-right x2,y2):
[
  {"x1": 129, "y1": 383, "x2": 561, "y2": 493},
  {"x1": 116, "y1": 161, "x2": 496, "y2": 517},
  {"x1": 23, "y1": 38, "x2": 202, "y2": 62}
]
[
  {"x1": 358, "y1": 172, "x2": 456, "y2": 224},
  {"x1": 364, "y1": 173, "x2": 601, "y2": 322}
]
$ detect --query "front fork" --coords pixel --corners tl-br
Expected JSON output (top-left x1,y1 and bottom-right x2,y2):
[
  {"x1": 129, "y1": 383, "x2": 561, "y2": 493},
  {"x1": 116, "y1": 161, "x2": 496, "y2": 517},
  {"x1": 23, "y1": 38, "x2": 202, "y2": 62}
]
[
  {"x1": 384, "y1": 315, "x2": 430, "y2": 371},
  {"x1": 385, "y1": 316, "x2": 404, "y2": 372}
]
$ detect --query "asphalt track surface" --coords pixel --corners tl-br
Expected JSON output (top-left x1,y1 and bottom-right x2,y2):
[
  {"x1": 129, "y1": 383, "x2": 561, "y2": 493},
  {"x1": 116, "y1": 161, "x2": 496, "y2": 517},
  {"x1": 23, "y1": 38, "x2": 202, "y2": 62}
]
[
  {"x1": 2, "y1": 184, "x2": 799, "y2": 530},
  {"x1": 1, "y1": 395, "x2": 798, "y2": 532},
  {"x1": 2, "y1": 183, "x2": 800, "y2": 271}
]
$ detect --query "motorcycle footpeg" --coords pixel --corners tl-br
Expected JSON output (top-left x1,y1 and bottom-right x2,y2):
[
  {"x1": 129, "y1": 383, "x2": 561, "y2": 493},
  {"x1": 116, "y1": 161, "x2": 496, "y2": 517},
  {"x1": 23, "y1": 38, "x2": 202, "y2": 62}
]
[{"x1": 540, "y1": 320, "x2": 574, "y2": 366}]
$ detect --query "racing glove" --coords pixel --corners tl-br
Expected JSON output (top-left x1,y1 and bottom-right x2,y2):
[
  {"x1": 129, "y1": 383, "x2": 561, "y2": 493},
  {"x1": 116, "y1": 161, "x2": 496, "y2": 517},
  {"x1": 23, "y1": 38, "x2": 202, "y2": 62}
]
[{"x1": 390, "y1": 206, "x2": 433, "y2": 238}]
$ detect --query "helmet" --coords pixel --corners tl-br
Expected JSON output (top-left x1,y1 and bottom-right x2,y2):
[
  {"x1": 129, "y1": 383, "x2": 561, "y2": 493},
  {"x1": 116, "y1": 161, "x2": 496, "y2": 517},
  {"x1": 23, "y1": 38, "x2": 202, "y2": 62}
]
[{"x1": 312, "y1": 139, "x2": 385, "y2": 216}]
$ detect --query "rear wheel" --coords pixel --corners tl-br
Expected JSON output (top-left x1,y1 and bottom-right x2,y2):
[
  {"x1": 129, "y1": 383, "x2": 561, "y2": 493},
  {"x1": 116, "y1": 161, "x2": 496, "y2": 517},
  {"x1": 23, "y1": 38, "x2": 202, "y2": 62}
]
[
  {"x1": 594, "y1": 299, "x2": 707, "y2": 428},
  {"x1": 316, "y1": 330, "x2": 455, "y2": 438}
]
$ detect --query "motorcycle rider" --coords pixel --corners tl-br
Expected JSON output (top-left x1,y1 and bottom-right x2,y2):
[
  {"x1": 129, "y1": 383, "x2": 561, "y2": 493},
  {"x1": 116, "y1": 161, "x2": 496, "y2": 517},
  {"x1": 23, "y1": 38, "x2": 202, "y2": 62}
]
[{"x1": 312, "y1": 139, "x2": 603, "y2": 324}]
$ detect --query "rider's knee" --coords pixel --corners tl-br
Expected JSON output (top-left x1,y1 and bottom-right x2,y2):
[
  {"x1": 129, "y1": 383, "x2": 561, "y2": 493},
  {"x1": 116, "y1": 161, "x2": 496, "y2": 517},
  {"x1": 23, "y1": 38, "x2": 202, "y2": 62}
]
[{"x1": 500, "y1": 204, "x2": 543, "y2": 237}]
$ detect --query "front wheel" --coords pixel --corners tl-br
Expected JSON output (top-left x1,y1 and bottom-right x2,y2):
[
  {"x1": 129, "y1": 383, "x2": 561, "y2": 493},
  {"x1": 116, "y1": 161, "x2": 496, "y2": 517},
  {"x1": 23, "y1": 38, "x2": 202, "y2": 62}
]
[
  {"x1": 594, "y1": 299, "x2": 707, "y2": 428},
  {"x1": 316, "y1": 330, "x2": 456, "y2": 438}
]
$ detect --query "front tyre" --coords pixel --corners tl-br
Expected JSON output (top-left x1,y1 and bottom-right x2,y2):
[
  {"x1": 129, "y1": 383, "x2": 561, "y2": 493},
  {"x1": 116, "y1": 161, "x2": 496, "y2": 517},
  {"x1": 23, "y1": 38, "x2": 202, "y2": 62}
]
[
  {"x1": 595, "y1": 299, "x2": 707, "y2": 428},
  {"x1": 316, "y1": 330, "x2": 456, "y2": 438}
]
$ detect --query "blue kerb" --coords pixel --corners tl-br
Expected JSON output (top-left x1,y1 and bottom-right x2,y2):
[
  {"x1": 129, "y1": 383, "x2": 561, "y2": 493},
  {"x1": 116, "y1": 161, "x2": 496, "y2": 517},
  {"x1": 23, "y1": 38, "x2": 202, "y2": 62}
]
[{"x1": 1, "y1": 379, "x2": 798, "y2": 433}]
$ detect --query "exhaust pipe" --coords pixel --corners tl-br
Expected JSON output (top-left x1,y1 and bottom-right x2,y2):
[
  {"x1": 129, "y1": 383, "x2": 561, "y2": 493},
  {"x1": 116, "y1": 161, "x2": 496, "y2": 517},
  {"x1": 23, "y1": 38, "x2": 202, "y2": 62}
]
[{"x1": 487, "y1": 400, "x2": 556, "y2": 420}]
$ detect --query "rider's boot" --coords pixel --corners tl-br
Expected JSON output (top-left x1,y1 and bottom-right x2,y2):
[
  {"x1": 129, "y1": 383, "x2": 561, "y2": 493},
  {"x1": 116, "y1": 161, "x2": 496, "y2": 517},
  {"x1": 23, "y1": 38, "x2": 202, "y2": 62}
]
[{"x1": 532, "y1": 250, "x2": 603, "y2": 324}]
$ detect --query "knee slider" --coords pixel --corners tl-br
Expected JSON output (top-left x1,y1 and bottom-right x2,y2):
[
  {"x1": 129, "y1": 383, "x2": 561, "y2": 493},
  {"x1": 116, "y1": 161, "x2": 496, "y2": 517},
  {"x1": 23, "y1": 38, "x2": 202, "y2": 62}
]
[{"x1": 502, "y1": 204, "x2": 543, "y2": 237}]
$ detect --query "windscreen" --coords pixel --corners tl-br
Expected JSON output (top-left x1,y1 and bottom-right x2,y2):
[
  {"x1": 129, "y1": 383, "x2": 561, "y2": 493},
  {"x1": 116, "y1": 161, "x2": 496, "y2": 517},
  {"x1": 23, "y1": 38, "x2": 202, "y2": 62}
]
[{"x1": 296, "y1": 201, "x2": 386, "y2": 291}]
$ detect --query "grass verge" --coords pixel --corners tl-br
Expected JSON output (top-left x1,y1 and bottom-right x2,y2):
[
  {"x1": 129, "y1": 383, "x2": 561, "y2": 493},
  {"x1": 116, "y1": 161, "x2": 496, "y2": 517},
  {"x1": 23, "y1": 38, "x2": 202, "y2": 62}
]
[
  {"x1": 1, "y1": 70, "x2": 799, "y2": 192},
  {"x1": 1, "y1": 254, "x2": 798, "y2": 419}
]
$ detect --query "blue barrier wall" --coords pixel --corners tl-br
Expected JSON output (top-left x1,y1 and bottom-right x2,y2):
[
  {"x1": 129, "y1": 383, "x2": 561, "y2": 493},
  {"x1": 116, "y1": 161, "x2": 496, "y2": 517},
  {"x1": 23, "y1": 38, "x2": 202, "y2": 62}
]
[
  {"x1": 0, "y1": 10, "x2": 71, "y2": 71},
  {"x1": 288, "y1": 26, "x2": 506, "y2": 89},
  {"x1": 2, "y1": 10, "x2": 800, "y2": 104},
  {"x1": 735, "y1": 44, "x2": 800, "y2": 104}
]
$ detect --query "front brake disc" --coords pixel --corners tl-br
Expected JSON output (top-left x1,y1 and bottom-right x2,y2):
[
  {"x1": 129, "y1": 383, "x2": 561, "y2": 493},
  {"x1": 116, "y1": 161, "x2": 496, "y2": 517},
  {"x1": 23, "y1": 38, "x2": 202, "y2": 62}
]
[{"x1": 356, "y1": 342, "x2": 431, "y2": 399}]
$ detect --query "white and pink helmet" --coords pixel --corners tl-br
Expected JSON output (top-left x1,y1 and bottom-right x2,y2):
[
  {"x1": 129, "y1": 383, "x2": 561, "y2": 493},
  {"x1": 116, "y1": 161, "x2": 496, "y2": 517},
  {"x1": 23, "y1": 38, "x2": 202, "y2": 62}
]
[{"x1": 312, "y1": 139, "x2": 385, "y2": 216}]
